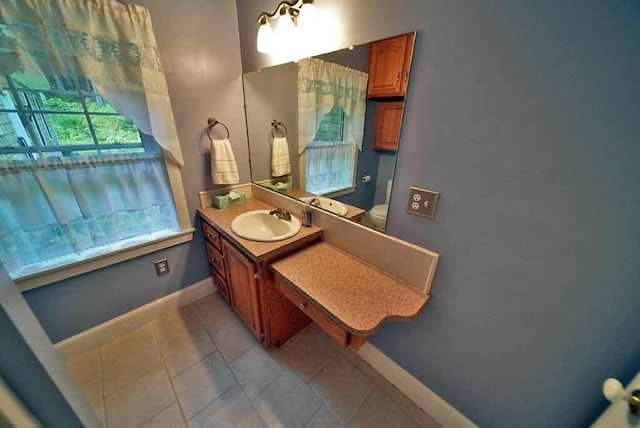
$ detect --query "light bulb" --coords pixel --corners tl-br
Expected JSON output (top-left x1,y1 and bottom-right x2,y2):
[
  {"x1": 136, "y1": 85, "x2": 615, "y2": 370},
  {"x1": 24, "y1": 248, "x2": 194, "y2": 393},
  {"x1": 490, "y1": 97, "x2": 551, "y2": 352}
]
[
  {"x1": 275, "y1": 7, "x2": 296, "y2": 46},
  {"x1": 257, "y1": 19, "x2": 274, "y2": 54},
  {"x1": 297, "y1": 1, "x2": 317, "y2": 32}
]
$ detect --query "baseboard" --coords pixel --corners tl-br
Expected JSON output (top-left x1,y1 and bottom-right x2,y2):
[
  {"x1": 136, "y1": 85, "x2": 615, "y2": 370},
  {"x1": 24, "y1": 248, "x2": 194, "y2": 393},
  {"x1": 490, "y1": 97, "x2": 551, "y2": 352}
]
[
  {"x1": 55, "y1": 277, "x2": 215, "y2": 361},
  {"x1": 358, "y1": 343, "x2": 477, "y2": 428}
]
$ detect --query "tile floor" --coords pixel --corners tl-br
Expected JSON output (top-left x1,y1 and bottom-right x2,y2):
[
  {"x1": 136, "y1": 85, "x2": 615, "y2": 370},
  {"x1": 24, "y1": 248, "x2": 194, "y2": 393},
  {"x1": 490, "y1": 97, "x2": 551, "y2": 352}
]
[{"x1": 66, "y1": 292, "x2": 441, "y2": 428}]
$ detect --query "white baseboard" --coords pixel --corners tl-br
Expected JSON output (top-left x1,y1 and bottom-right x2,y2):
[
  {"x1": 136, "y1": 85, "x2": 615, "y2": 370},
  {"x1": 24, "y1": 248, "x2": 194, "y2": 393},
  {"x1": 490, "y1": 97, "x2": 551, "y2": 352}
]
[
  {"x1": 55, "y1": 277, "x2": 215, "y2": 361},
  {"x1": 358, "y1": 343, "x2": 477, "y2": 428}
]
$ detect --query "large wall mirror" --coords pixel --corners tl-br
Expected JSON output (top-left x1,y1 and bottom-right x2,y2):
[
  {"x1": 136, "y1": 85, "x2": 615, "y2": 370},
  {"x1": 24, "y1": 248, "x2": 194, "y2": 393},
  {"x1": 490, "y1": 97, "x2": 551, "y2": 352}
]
[{"x1": 243, "y1": 31, "x2": 416, "y2": 234}]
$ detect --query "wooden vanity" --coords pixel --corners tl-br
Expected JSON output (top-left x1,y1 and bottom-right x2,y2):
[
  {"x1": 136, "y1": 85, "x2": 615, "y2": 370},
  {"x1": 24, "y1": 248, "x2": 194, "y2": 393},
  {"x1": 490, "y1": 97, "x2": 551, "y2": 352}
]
[{"x1": 198, "y1": 197, "x2": 431, "y2": 351}]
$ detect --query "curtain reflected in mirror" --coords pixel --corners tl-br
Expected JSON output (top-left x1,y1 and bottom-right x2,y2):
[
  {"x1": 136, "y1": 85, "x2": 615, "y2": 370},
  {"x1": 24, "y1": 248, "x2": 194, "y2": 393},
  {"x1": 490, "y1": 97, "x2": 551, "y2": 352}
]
[{"x1": 243, "y1": 32, "x2": 416, "y2": 235}]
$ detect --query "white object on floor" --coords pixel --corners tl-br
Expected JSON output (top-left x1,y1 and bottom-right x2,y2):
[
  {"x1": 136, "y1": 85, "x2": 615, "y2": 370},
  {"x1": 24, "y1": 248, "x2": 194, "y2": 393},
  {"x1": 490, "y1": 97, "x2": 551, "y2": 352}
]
[
  {"x1": 368, "y1": 179, "x2": 393, "y2": 231},
  {"x1": 211, "y1": 138, "x2": 239, "y2": 184},
  {"x1": 271, "y1": 136, "x2": 291, "y2": 177}
]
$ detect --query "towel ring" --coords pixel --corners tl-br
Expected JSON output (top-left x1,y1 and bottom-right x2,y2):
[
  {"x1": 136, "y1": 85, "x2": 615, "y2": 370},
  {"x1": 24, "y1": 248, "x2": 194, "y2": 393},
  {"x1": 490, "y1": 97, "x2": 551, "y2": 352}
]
[
  {"x1": 271, "y1": 120, "x2": 288, "y2": 138},
  {"x1": 207, "y1": 117, "x2": 230, "y2": 141}
]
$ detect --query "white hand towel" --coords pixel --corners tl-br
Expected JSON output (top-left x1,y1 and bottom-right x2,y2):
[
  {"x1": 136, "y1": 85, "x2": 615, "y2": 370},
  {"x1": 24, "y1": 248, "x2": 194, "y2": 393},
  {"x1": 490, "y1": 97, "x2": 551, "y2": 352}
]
[
  {"x1": 211, "y1": 138, "x2": 239, "y2": 184},
  {"x1": 272, "y1": 136, "x2": 291, "y2": 177}
]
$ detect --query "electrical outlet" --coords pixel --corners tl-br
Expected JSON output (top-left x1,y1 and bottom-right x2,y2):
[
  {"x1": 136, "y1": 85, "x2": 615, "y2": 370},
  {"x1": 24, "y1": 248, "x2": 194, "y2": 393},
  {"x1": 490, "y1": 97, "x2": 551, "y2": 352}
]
[
  {"x1": 154, "y1": 259, "x2": 170, "y2": 276},
  {"x1": 407, "y1": 186, "x2": 439, "y2": 219}
]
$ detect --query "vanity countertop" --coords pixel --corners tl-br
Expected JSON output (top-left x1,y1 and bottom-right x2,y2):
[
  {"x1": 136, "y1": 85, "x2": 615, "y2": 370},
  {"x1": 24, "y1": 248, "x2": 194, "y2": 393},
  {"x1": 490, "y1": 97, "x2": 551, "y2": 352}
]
[
  {"x1": 198, "y1": 199, "x2": 323, "y2": 262},
  {"x1": 289, "y1": 188, "x2": 367, "y2": 220},
  {"x1": 269, "y1": 241, "x2": 429, "y2": 336}
]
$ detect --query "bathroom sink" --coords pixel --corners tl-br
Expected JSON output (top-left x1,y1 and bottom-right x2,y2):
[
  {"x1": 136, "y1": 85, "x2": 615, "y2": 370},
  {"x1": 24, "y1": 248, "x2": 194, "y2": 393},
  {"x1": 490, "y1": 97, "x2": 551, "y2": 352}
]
[
  {"x1": 299, "y1": 197, "x2": 349, "y2": 216},
  {"x1": 231, "y1": 210, "x2": 301, "y2": 242}
]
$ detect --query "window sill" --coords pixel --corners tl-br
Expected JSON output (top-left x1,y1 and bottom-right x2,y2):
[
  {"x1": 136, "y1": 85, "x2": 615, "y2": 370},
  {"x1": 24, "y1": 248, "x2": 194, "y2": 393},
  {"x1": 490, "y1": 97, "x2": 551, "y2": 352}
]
[
  {"x1": 322, "y1": 186, "x2": 356, "y2": 199},
  {"x1": 14, "y1": 228, "x2": 195, "y2": 292}
]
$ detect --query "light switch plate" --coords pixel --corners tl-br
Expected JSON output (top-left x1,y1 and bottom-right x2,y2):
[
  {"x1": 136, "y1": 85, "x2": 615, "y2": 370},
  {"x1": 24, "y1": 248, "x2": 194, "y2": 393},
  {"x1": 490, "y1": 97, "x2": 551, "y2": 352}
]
[{"x1": 407, "y1": 186, "x2": 439, "y2": 219}]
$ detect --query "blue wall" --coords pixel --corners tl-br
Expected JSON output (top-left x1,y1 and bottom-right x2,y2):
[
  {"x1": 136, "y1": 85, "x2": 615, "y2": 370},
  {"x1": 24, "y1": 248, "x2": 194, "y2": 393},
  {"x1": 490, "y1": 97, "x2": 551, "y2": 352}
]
[
  {"x1": 237, "y1": 1, "x2": 640, "y2": 426},
  {"x1": 23, "y1": 0, "x2": 249, "y2": 343}
]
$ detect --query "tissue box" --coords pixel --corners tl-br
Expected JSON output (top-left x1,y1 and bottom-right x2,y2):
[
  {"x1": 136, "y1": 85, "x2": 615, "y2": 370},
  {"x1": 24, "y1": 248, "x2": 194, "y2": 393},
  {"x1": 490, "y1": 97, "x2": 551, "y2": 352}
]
[
  {"x1": 265, "y1": 182, "x2": 292, "y2": 195},
  {"x1": 213, "y1": 191, "x2": 246, "y2": 209}
]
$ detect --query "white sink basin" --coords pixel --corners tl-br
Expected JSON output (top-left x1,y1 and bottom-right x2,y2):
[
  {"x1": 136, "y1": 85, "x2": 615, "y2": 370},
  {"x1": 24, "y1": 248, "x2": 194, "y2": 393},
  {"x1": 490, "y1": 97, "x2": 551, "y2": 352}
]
[
  {"x1": 231, "y1": 210, "x2": 301, "y2": 242},
  {"x1": 299, "y1": 197, "x2": 349, "y2": 217}
]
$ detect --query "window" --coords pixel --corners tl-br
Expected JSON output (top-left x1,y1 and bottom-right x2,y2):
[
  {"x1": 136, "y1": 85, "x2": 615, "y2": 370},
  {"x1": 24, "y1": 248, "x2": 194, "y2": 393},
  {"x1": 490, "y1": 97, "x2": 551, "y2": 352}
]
[
  {"x1": 0, "y1": 74, "x2": 145, "y2": 159},
  {"x1": 305, "y1": 106, "x2": 357, "y2": 195},
  {"x1": 0, "y1": 72, "x2": 189, "y2": 288}
]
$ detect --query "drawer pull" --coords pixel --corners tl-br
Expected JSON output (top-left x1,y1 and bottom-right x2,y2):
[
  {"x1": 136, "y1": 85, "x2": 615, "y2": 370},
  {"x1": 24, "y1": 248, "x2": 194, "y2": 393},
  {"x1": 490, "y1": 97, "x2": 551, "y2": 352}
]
[
  {"x1": 210, "y1": 257, "x2": 216, "y2": 263},
  {"x1": 298, "y1": 302, "x2": 307, "y2": 310},
  {"x1": 206, "y1": 233, "x2": 211, "y2": 238}
]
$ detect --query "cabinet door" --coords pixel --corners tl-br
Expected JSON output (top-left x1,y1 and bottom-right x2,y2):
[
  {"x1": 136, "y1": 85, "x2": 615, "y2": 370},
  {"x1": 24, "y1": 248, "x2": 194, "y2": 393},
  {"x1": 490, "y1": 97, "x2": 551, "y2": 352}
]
[
  {"x1": 373, "y1": 101, "x2": 405, "y2": 151},
  {"x1": 222, "y1": 239, "x2": 262, "y2": 340},
  {"x1": 367, "y1": 34, "x2": 410, "y2": 97}
]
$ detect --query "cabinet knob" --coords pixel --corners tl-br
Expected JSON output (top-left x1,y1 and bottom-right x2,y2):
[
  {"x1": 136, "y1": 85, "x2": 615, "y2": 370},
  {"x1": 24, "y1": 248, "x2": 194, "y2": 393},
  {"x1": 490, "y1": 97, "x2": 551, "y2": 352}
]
[
  {"x1": 396, "y1": 72, "x2": 401, "y2": 83},
  {"x1": 404, "y1": 73, "x2": 408, "y2": 82},
  {"x1": 210, "y1": 257, "x2": 216, "y2": 263},
  {"x1": 206, "y1": 233, "x2": 211, "y2": 238},
  {"x1": 298, "y1": 302, "x2": 307, "y2": 310}
]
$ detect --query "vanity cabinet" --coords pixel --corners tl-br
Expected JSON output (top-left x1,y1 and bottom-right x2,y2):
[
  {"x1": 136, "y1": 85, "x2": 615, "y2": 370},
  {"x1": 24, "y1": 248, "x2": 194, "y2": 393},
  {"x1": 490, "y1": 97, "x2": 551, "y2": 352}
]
[
  {"x1": 367, "y1": 33, "x2": 415, "y2": 98},
  {"x1": 221, "y1": 239, "x2": 262, "y2": 340},
  {"x1": 373, "y1": 101, "x2": 405, "y2": 151},
  {"x1": 202, "y1": 221, "x2": 230, "y2": 302}
]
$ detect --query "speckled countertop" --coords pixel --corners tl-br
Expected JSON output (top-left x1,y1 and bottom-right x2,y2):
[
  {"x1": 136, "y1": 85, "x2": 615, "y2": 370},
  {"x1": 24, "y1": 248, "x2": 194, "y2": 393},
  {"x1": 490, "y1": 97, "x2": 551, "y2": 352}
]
[
  {"x1": 270, "y1": 242, "x2": 429, "y2": 336},
  {"x1": 289, "y1": 188, "x2": 367, "y2": 220},
  {"x1": 198, "y1": 199, "x2": 323, "y2": 262}
]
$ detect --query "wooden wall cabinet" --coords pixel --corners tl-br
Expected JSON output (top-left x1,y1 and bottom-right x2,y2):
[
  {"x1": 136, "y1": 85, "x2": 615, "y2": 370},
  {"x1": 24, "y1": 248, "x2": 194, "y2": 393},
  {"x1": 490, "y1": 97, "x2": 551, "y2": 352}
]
[
  {"x1": 367, "y1": 32, "x2": 415, "y2": 98},
  {"x1": 373, "y1": 101, "x2": 405, "y2": 151}
]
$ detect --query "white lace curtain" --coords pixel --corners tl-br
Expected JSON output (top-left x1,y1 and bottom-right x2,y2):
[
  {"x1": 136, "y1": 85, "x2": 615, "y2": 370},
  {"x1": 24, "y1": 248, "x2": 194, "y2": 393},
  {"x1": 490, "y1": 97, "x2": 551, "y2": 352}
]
[
  {"x1": 0, "y1": 153, "x2": 178, "y2": 278},
  {"x1": 297, "y1": 58, "x2": 368, "y2": 154},
  {"x1": 0, "y1": 0, "x2": 184, "y2": 165}
]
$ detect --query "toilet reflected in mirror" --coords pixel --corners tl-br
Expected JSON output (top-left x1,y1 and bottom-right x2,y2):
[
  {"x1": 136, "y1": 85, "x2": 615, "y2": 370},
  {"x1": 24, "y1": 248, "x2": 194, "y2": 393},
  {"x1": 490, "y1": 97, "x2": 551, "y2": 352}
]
[{"x1": 364, "y1": 179, "x2": 392, "y2": 231}]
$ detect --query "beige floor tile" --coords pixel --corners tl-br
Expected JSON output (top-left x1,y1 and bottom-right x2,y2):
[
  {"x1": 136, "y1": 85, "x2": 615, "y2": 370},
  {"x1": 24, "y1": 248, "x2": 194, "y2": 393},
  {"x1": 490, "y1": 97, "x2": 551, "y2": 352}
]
[
  {"x1": 194, "y1": 293, "x2": 235, "y2": 333},
  {"x1": 105, "y1": 370, "x2": 176, "y2": 428},
  {"x1": 230, "y1": 346, "x2": 293, "y2": 399},
  {"x1": 141, "y1": 403, "x2": 186, "y2": 428},
  {"x1": 254, "y1": 372, "x2": 323, "y2": 428},
  {"x1": 188, "y1": 385, "x2": 265, "y2": 428},
  {"x1": 100, "y1": 326, "x2": 165, "y2": 397},
  {"x1": 357, "y1": 362, "x2": 404, "y2": 405},
  {"x1": 210, "y1": 313, "x2": 259, "y2": 363},
  {"x1": 305, "y1": 406, "x2": 344, "y2": 428},
  {"x1": 151, "y1": 305, "x2": 217, "y2": 377},
  {"x1": 309, "y1": 354, "x2": 374, "y2": 423},
  {"x1": 400, "y1": 397, "x2": 441, "y2": 428},
  {"x1": 281, "y1": 325, "x2": 338, "y2": 380},
  {"x1": 172, "y1": 351, "x2": 237, "y2": 420},
  {"x1": 337, "y1": 347, "x2": 363, "y2": 367},
  {"x1": 67, "y1": 349, "x2": 101, "y2": 386},
  {"x1": 348, "y1": 388, "x2": 420, "y2": 428}
]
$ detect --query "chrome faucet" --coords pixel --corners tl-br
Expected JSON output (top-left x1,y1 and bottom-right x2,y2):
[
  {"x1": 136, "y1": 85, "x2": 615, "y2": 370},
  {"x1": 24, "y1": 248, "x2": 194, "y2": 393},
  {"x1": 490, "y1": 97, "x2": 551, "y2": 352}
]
[{"x1": 269, "y1": 206, "x2": 292, "y2": 221}]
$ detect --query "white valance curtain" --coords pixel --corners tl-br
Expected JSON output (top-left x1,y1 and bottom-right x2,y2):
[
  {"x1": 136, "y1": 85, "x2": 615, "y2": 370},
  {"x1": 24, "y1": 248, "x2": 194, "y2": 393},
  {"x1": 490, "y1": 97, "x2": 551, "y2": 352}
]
[
  {"x1": 0, "y1": 153, "x2": 178, "y2": 278},
  {"x1": 0, "y1": 0, "x2": 184, "y2": 165},
  {"x1": 297, "y1": 58, "x2": 368, "y2": 154}
]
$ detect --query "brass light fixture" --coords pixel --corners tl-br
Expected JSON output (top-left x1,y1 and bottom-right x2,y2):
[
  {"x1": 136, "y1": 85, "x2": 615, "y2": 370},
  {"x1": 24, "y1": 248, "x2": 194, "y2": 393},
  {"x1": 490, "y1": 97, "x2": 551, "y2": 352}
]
[{"x1": 256, "y1": 0, "x2": 316, "y2": 54}]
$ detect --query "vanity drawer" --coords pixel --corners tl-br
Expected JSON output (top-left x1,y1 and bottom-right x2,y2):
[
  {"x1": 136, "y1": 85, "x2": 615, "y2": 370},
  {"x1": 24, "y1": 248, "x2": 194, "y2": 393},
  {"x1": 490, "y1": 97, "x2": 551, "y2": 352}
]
[
  {"x1": 273, "y1": 275, "x2": 349, "y2": 347},
  {"x1": 202, "y1": 221, "x2": 221, "y2": 250},
  {"x1": 211, "y1": 268, "x2": 230, "y2": 303},
  {"x1": 205, "y1": 240, "x2": 226, "y2": 278}
]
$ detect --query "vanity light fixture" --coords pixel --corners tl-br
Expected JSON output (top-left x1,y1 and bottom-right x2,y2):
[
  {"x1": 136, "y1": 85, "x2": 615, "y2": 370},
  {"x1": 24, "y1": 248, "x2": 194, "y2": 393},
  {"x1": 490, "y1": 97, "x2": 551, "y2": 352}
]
[{"x1": 256, "y1": 0, "x2": 317, "y2": 54}]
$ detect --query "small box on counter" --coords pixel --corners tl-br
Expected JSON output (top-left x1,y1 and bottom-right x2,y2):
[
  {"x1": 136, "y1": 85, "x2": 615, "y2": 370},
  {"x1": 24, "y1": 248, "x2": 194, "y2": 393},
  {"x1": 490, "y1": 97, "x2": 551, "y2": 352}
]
[{"x1": 213, "y1": 191, "x2": 246, "y2": 209}]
